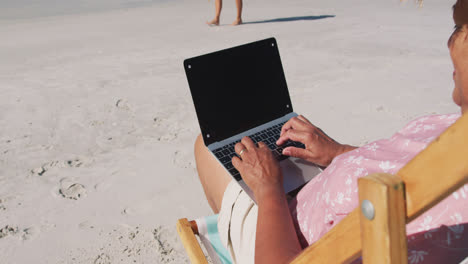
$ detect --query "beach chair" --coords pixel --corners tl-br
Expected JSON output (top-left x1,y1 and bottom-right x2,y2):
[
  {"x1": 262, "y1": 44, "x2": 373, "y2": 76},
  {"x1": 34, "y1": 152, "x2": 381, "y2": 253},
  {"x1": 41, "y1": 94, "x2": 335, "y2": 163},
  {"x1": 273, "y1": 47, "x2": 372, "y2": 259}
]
[
  {"x1": 177, "y1": 113, "x2": 468, "y2": 264},
  {"x1": 177, "y1": 215, "x2": 232, "y2": 264}
]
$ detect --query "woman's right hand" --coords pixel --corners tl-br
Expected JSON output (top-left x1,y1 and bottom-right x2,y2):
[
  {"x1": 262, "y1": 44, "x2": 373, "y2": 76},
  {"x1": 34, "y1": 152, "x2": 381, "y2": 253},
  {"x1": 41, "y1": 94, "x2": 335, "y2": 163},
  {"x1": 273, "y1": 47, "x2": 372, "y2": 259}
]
[{"x1": 276, "y1": 115, "x2": 356, "y2": 167}]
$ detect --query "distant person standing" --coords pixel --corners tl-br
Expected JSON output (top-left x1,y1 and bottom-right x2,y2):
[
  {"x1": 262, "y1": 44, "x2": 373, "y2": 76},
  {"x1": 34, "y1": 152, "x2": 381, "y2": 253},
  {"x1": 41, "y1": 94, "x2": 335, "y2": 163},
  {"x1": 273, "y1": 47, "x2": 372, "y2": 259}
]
[{"x1": 206, "y1": 0, "x2": 243, "y2": 26}]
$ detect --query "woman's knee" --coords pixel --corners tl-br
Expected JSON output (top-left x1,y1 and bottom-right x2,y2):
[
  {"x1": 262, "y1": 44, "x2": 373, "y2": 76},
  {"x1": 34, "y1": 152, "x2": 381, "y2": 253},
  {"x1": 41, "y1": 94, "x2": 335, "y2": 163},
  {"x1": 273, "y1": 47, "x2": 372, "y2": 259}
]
[
  {"x1": 194, "y1": 133, "x2": 209, "y2": 181},
  {"x1": 194, "y1": 134, "x2": 205, "y2": 160}
]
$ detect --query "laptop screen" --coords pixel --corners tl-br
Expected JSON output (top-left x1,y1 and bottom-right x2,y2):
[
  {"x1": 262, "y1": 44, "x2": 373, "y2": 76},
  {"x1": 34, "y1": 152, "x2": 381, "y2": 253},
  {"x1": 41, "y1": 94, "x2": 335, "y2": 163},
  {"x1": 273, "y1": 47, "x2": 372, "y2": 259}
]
[{"x1": 184, "y1": 38, "x2": 293, "y2": 146}]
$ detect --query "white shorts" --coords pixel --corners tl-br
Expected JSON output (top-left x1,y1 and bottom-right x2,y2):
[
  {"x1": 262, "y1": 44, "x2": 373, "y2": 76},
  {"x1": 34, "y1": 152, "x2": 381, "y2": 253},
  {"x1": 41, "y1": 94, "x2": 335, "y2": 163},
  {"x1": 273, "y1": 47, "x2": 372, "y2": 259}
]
[{"x1": 218, "y1": 180, "x2": 258, "y2": 264}]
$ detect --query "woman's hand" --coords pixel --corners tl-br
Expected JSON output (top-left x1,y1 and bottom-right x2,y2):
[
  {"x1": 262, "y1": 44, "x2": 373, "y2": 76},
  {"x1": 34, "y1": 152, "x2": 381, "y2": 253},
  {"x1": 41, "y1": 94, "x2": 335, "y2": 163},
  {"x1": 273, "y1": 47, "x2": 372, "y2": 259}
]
[
  {"x1": 276, "y1": 115, "x2": 356, "y2": 167},
  {"x1": 232, "y1": 136, "x2": 283, "y2": 199},
  {"x1": 230, "y1": 140, "x2": 302, "y2": 264}
]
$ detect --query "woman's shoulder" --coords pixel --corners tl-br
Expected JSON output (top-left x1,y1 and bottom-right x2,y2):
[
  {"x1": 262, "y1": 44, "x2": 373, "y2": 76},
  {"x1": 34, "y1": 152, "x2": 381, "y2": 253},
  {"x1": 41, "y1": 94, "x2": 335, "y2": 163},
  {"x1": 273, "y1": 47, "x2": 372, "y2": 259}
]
[
  {"x1": 399, "y1": 113, "x2": 461, "y2": 136},
  {"x1": 325, "y1": 113, "x2": 462, "y2": 176}
]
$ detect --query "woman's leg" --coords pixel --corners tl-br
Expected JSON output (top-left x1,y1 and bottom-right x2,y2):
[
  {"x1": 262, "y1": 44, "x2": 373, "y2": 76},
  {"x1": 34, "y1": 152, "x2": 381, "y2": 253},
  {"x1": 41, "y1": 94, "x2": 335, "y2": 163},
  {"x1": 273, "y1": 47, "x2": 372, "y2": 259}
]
[
  {"x1": 232, "y1": 0, "x2": 243, "y2": 25},
  {"x1": 207, "y1": 0, "x2": 222, "y2": 25},
  {"x1": 194, "y1": 134, "x2": 232, "y2": 213}
]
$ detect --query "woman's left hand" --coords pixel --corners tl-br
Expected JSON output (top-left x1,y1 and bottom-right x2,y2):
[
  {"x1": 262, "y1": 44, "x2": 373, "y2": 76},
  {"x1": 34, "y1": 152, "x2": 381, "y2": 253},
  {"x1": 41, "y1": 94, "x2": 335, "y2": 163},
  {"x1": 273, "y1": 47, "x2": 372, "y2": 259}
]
[{"x1": 231, "y1": 136, "x2": 283, "y2": 199}]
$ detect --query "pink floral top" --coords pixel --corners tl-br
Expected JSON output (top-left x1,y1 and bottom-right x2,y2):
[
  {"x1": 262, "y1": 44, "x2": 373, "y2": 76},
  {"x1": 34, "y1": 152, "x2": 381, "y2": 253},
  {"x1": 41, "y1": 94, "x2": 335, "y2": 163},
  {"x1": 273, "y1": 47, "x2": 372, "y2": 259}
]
[{"x1": 289, "y1": 113, "x2": 468, "y2": 263}]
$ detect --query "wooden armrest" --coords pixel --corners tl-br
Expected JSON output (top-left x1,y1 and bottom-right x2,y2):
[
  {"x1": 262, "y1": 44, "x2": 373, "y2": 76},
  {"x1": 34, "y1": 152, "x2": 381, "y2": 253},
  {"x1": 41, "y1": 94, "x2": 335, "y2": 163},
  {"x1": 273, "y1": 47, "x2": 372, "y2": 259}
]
[{"x1": 176, "y1": 218, "x2": 208, "y2": 264}]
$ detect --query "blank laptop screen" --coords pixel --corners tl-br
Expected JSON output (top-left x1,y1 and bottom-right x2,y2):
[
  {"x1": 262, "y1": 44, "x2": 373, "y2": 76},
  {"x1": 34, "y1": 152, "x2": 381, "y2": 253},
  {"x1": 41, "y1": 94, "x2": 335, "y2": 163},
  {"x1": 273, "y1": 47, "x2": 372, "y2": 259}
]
[{"x1": 184, "y1": 38, "x2": 293, "y2": 146}]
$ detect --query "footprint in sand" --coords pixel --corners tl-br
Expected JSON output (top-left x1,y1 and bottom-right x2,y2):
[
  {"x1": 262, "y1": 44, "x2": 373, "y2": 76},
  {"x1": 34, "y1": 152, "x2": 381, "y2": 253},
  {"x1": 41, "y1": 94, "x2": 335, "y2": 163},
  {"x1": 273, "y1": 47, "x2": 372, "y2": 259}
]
[
  {"x1": 173, "y1": 150, "x2": 196, "y2": 169},
  {"x1": 0, "y1": 225, "x2": 39, "y2": 241},
  {"x1": 157, "y1": 133, "x2": 178, "y2": 142},
  {"x1": 94, "y1": 181, "x2": 112, "y2": 192},
  {"x1": 65, "y1": 159, "x2": 84, "y2": 167},
  {"x1": 30, "y1": 158, "x2": 86, "y2": 177},
  {"x1": 115, "y1": 99, "x2": 131, "y2": 111},
  {"x1": 78, "y1": 221, "x2": 95, "y2": 230},
  {"x1": 152, "y1": 115, "x2": 180, "y2": 142},
  {"x1": 59, "y1": 178, "x2": 87, "y2": 200},
  {"x1": 65, "y1": 225, "x2": 189, "y2": 264},
  {"x1": 153, "y1": 226, "x2": 187, "y2": 263},
  {"x1": 94, "y1": 253, "x2": 111, "y2": 264},
  {"x1": 0, "y1": 199, "x2": 6, "y2": 211},
  {"x1": 21, "y1": 226, "x2": 39, "y2": 241},
  {"x1": 31, "y1": 166, "x2": 46, "y2": 176},
  {"x1": 121, "y1": 207, "x2": 135, "y2": 216},
  {"x1": 0, "y1": 225, "x2": 18, "y2": 239}
]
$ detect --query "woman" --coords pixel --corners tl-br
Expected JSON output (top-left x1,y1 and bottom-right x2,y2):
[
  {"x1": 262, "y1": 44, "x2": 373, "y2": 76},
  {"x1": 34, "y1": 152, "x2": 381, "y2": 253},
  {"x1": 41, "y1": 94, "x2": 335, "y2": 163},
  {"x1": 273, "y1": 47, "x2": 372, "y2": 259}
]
[
  {"x1": 206, "y1": 0, "x2": 243, "y2": 26},
  {"x1": 194, "y1": 1, "x2": 468, "y2": 263}
]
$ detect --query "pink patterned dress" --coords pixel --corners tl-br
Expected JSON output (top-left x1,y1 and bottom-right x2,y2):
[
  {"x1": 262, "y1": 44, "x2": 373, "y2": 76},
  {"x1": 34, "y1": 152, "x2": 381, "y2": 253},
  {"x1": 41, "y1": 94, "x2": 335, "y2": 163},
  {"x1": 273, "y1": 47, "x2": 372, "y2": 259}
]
[{"x1": 289, "y1": 113, "x2": 468, "y2": 264}]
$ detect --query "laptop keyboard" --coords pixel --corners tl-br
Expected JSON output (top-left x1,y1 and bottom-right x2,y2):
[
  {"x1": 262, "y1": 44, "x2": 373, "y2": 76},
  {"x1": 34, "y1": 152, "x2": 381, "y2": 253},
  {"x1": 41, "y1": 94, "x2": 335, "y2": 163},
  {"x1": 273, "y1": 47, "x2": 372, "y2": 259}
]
[{"x1": 212, "y1": 122, "x2": 305, "y2": 181}]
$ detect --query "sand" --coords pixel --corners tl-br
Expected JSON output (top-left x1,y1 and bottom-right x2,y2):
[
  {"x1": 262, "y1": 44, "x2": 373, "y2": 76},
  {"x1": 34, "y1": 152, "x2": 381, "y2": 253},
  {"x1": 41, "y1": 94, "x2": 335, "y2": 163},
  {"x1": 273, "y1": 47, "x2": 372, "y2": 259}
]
[{"x1": 0, "y1": 0, "x2": 460, "y2": 263}]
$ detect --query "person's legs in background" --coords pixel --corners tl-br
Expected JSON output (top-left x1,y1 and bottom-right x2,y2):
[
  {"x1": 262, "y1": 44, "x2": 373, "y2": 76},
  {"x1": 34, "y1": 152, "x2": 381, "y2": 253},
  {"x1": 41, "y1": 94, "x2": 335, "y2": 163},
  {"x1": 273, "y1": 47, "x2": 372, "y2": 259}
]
[
  {"x1": 232, "y1": 0, "x2": 243, "y2": 25},
  {"x1": 206, "y1": 0, "x2": 222, "y2": 26}
]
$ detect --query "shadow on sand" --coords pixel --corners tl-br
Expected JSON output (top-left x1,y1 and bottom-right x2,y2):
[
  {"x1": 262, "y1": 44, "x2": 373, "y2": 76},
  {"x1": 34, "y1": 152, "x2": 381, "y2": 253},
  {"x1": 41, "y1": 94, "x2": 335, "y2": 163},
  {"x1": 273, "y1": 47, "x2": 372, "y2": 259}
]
[{"x1": 244, "y1": 15, "x2": 335, "y2": 25}]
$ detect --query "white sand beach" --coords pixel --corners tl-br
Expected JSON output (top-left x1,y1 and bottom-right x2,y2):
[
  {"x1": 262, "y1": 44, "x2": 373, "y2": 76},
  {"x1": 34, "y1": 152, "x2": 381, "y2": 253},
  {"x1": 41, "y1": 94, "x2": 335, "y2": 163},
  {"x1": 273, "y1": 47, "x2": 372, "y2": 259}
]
[{"x1": 0, "y1": 0, "x2": 460, "y2": 263}]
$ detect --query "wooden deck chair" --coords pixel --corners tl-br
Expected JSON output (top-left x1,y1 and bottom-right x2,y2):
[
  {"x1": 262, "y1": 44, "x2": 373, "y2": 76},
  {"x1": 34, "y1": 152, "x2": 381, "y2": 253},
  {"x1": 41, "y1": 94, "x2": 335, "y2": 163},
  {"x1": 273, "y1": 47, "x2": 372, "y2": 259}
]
[
  {"x1": 177, "y1": 113, "x2": 468, "y2": 264},
  {"x1": 177, "y1": 215, "x2": 232, "y2": 264}
]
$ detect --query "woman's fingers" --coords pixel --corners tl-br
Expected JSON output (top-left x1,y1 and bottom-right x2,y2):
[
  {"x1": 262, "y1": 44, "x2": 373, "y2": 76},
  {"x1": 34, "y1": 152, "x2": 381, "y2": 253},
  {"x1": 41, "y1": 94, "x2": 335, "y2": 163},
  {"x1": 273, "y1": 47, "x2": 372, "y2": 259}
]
[
  {"x1": 241, "y1": 136, "x2": 256, "y2": 150},
  {"x1": 276, "y1": 129, "x2": 308, "y2": 146},
  {"x1": 235, "y1": 142, "x2": 247, "y2": 155},
  {"x1": 280, "y1": 116, "x2": 309, "y2": 136},
  {"x1": 283, "y1": 146, "x2": 310, "y2": 160},
  {"x1": 296, "y1": 115, "x2": 312, "y2": 125},
  {"x1": 232, "y1": 156, "x2": 244, "y2": 171},
  {"x1": 257, "y1": 141, "x2": 269, "y2": 149}
]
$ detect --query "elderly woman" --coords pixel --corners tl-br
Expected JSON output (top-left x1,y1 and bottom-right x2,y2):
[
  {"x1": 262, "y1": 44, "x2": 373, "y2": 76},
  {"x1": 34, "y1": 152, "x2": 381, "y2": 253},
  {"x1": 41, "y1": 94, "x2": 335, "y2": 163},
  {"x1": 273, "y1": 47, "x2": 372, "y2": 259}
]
[{"x1": 194, "y1": 1, "x2": 468, "y2": 263}]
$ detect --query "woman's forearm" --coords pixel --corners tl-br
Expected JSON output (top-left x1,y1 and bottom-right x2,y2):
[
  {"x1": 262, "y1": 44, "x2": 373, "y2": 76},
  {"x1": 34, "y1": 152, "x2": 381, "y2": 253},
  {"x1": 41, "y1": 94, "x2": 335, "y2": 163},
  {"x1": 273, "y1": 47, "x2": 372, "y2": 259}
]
[{"x1": 255, "y1": 187, "x2": 302, "y2": 264}]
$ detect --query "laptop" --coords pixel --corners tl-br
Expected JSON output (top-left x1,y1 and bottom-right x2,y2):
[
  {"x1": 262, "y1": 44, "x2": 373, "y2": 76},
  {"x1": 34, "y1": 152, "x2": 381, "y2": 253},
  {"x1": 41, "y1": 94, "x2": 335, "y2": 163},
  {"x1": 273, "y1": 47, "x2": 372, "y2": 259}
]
[{"x1": 184, "y1": 37, "x2": 321, "y2": 202}]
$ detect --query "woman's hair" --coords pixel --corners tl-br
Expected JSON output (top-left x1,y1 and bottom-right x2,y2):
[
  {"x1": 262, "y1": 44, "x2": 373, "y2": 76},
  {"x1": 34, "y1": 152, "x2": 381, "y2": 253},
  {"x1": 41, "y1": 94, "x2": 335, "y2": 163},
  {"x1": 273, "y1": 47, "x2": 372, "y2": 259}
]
[{"x1": 454, "y1": 0, "x2": 468, "y2": 26}]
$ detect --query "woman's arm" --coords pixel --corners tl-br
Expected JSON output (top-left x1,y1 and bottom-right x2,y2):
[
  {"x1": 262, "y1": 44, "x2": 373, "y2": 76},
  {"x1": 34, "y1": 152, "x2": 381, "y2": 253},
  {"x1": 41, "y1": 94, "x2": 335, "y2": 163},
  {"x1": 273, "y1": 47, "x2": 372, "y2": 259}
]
[
  {"x1": 232, "y1": 113, "x2": 354, "y2": 263},
  {"x1": 255, "y1": 186, "x2": 302, "y2": 264},
  {"x1": 232, "y1": 137, "x2": 302, "y2": 264},
  {"x1": 277, "y1": 115, "x2": 357, "y2": 167}
]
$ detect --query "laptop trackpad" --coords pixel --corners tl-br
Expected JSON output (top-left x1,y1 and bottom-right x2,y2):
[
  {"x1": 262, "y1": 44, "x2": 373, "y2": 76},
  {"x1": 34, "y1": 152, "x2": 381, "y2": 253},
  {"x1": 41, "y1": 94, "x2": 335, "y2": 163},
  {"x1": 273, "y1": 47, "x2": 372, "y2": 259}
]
[{"x1": 280, "y1": 158, "x2": 322, "y2": 193}]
